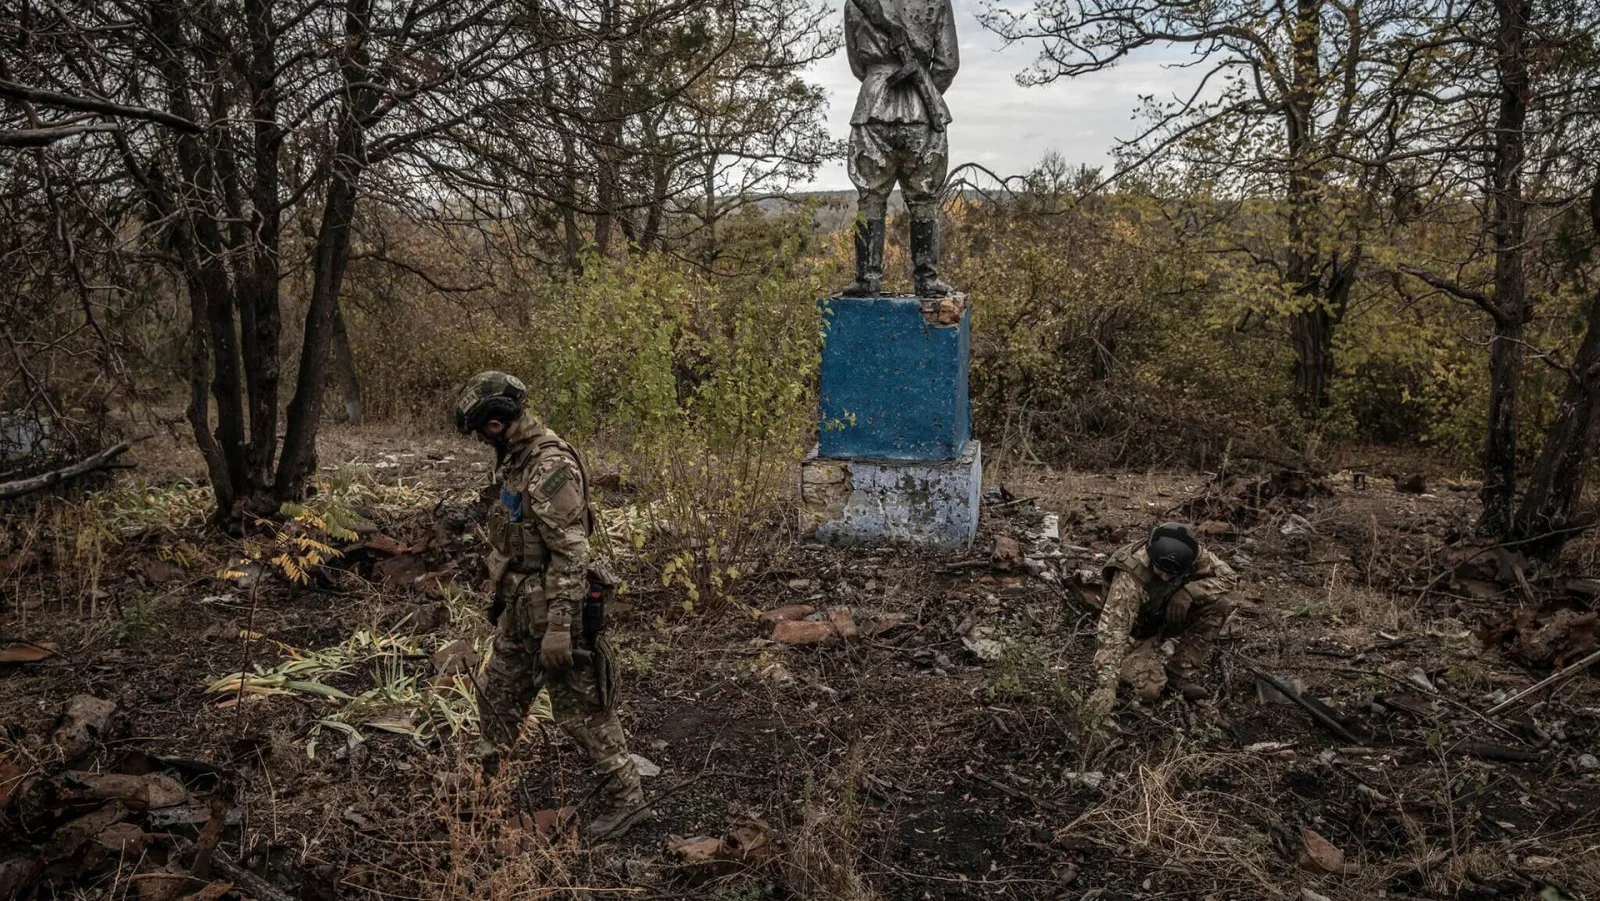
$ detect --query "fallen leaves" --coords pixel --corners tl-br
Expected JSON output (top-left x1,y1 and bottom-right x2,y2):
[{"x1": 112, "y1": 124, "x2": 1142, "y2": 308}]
[{"x1": 0, "y1": 641, "x2": 55, "y2": 664}]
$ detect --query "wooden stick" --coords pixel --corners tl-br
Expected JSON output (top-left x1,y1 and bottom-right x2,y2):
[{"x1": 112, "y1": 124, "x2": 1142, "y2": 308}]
[
  {"x1": 0, "y1": 441, "x2": 132, "y2": 500},
  {"x1": 1486, "y1": 646, "x2": 1600, "y2": 716}
]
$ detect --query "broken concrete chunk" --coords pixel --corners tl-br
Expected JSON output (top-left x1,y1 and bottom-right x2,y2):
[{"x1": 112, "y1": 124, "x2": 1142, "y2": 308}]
[{"x1": 1297, "y1": 826, "x2": 1360, "y2": 874}]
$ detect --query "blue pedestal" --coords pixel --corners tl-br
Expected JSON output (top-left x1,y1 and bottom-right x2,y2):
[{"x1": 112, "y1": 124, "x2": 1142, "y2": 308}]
[{"x1": 818, "y1": 295, "x2": 971, "y2": 461}]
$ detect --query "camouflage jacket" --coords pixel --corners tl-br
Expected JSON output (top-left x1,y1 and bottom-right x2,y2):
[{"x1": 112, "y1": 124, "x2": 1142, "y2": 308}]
[
  {"x1": 484, "y1": 417, "x2": 592, "y2": 627},
  {"x1": 1091, "y1": 539, "x2": 1235, "y2": 696}
]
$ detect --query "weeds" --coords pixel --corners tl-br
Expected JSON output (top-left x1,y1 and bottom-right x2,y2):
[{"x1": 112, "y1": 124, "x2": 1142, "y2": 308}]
[{"x1": 204, "y1": 625, "x2": 501, "y2": 756}]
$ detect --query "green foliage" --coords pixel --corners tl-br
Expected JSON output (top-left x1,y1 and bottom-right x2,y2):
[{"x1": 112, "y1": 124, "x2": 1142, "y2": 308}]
[{"x1": 349, "y1": 219, "x2": 824, "y2": 605}]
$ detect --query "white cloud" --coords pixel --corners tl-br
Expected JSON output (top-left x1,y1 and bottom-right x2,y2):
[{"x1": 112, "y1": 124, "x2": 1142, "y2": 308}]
[{"x1": 803, "y1": 0, "x2": 1202, "y2": 190}]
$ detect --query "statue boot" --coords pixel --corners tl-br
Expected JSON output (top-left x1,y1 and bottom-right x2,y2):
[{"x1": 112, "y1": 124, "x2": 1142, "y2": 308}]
[
  {"x1": 840, "y1": 217, "x2": 884, "y2": 297},
  {"x1": 911, "y1": 217, "x2": 955, "y2": 298}
]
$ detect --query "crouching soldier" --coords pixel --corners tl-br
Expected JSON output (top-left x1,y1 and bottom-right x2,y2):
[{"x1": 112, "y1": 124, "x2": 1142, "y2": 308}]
[
  {"x1": 454, "y1": 371, "x2": 648, "y2": 840},
  {"x1": 1086, "y1": 522, "x2": 1236, "y2": 718}
]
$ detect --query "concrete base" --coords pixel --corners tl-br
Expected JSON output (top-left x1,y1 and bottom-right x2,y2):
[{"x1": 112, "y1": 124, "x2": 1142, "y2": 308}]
[{"x1": 799, "y1": 440, "x2": 981, "y2": 550}]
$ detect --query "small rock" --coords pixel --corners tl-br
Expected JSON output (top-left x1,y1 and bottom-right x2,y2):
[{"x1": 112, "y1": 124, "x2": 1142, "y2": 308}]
[
  {"x1": 1061, "y1": 771, "x2": 1105, "y2": 790},
  {"x1": 759, "y1": 604, "x2": 815, "y2": 624},
  {"x1": 1039, "y1": 513, "x2": 1060, "y2": 542},
  {"x1": 430, "y1": 639, "x2": 480, "y2": 676},
  {"x1": 1298, "y1": 826, "x2": 1359, "y2": 875},
  {"x1": 1280, "y1": 514, "x2": 1313, "y2": 537},
  {"x1": 758, "y1": 663, "x2": 795, "y2": 687},
  {"x1": 1256, "y1": 675, "x2": 1306, "y2": 705},
  {"x1": 1576, "y1": 753, "x2": 1599, "y2": 771},
  {"x1": 1196, "y1": 520, "x2": 1234, "y2": 539},
  {"x1": 961, "y1": 626, "x2": 1005, "y2": 663},
  {"x1": 629, "y1": 754, "x2": 661, "y2": 778},
  {"x1": 785, "y1": 579, "x2": 814, "y2": 591},
  {"x1": 54, "y1": 695, "x2": 116, "y2": 760},
  {"x1": 1023, "y1": 558, "x2": 1048, "y2": 577},
  {"x1": 771, "y1": 620, "x2": 837, "y2": 645},
  {"x1": 1406, "y1": 668, "x2": 1439, "y2": 693}
]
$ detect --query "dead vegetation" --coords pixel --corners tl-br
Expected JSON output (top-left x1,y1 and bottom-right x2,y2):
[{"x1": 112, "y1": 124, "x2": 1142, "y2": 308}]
[{"x1": 3, "y1": 429, "x2": 1599, "y2": 901}]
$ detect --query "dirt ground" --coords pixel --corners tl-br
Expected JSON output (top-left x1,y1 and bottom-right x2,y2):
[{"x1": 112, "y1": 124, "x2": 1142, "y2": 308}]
[{"x1": 4, "y1": 424, "x2": 1600, "y2": 901}]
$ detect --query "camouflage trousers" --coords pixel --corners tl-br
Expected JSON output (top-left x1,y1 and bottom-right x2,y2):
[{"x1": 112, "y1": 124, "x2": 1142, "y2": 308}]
[
  {"x1": 478, "y1": 572, "x2": 642, "y2": 810},
  {"x1": 1120, "y1": 595, "x2": 1233, "y2": 702}
]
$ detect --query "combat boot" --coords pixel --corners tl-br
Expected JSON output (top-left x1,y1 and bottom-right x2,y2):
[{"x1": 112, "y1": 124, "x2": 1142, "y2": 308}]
[
  {"x1": 840, "y1": 217, "x2": 884, "y2": 297},
  {"x1": 911, "y1": 217, "x2": 954, "y2": 298},
  {"x1": 588, "y1": 763, "x2": 649, "y2": 840}
]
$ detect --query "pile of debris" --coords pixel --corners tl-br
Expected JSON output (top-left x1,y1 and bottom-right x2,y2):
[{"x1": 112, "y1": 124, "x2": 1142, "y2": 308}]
[{"x1": 1, "y1": 696, "x2": 292, "y2": 901}]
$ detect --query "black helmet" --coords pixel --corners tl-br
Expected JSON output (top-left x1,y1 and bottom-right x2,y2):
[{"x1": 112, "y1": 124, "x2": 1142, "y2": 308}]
[
  {"x1": 1147, "y1": 522, "x2": 1199, "y2": 577},
  {"x1": 454, "y1": 371, "x2": 527, "y2": 434}
]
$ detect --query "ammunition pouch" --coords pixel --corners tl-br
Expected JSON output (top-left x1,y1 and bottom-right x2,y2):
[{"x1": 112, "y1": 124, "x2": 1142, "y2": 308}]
[{"x1": 486, "y1": 503, "x2": 548, "y2": 576}]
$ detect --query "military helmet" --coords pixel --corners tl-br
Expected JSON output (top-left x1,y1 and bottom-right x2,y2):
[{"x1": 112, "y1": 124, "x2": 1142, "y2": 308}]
[
  {"x1": 454, "y1": 371, "x2": 527, "y2": 434},
  {"x1": 1147, "y1": 522, "x2": 1199, "y2": 577}
]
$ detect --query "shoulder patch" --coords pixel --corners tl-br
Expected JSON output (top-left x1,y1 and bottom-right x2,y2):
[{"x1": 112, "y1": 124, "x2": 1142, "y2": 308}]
[{"x1": 537, "y1": 466, "x2": 570, "y2": 498}]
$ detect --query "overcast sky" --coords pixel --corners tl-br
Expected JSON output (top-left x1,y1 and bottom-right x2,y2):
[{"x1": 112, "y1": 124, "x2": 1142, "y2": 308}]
[{"x1": 802, "y1": 0, "x2": 1196, "y2": 191}]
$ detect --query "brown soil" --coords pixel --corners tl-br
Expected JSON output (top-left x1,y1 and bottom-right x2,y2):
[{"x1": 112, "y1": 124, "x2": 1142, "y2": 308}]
[{"x1": 3, "y1": 427, "x2": 1598, "y2": 901}]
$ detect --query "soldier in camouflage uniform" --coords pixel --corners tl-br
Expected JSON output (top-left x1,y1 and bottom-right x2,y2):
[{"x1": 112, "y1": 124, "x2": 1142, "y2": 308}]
[
  {"x1": 1086, "y1": 522, "x2": 1236, "y2": 719},
  {"x1": 454, "y1": 371, "x2": 647, "y2": 840}
]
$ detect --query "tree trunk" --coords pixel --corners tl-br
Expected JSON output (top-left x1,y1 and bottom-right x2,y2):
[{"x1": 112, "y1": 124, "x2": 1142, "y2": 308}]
[
  {"x1": 273, "y1": 0, "x2": 374, "y2": 500},
  {"x1": 1284, "y1": 0, "x2": 1333, "y2": 416},
  {"x1": 1478, "y1": 0, "x2": 1533, "y2": 538},
  {"x1": 592, "y1": 0, "x2": 624, "y2": 257},
  {"x1": 1511, "y1": 183, "x2": 1600, "y2": 558},
  {"x1": 330, "y1": 300, "x2": 364, "y2": 425},
  {"x1": 144, "y1": 1, "x2": 253, "y2": 517},
  {"x1": 239, "y1": 0, "x2": 283, "y2": 491}
]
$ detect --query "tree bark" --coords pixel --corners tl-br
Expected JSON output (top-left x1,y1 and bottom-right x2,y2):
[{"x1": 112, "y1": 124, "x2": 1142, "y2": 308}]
[
  {"x1": 1511, "y1": 182, "x2": 1600, "y2": 557},
  {"x1": 330, "y1": 300, "x2": 365, "y2": 425},
  {"x1": 239, "y1": 0, "x2": 284, "y2": 490},
  {"x1": 1479, "y1": 0, "x2": 1533, "y2": 538},
  {"x1": 1284, "y1": 0, "x2": 1338, "y2": 416},
  {"x1": 273, "y1": 0, "x2": 374, "y2": 499}
]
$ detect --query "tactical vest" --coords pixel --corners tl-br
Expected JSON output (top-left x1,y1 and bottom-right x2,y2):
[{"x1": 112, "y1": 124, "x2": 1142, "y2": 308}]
[
  {"x1": 1103, "y1": 539, "x2": 1186, "y2": 639},
  {"x1": 485, "y1": 433, "x2": 593, "y2": 574}
]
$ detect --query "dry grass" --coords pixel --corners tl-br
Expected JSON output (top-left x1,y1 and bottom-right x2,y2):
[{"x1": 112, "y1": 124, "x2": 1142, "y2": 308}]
[{"x1": 1057, "y1": 749, "x2": 1287, "y2": 896}]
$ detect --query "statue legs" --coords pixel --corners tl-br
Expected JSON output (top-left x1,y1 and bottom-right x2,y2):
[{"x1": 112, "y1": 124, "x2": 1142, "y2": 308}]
[
  {"x1": 845, "y1": 122, "x2": 955, "y2": 298},
  {"x1": 841, "y1": 217, "x2": 885, "y2": 297},
  {"x1": 910, "y1": 216, "x2": 952, "y2": 298}
]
